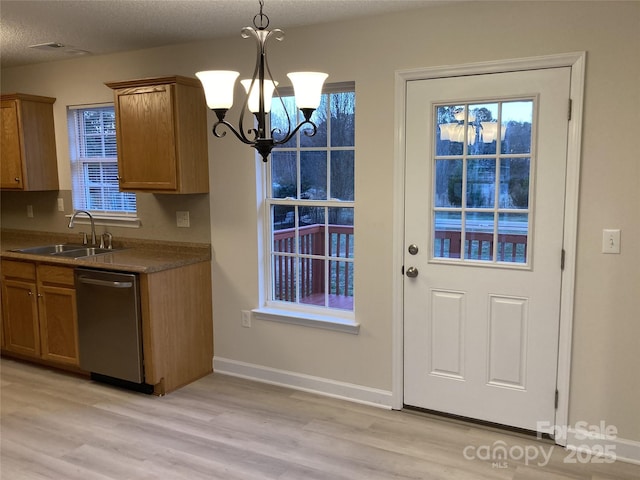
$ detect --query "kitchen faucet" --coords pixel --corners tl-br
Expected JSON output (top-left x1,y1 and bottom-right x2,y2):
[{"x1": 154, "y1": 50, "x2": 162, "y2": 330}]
[{"x1": 68, "y1": 210, "x2": 97, "y2": 245}]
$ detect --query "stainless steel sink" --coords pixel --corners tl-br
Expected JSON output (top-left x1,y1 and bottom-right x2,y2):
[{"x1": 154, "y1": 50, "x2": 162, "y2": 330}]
[
  {"x1": 13, "y1": 244, "x2": 118, "y2": 258},
  {"x1": 15, "y1": 244, "x2": 85, "y2": 255},
  {"x1": 53, "y1": 247, "x2": 115, "y2": 259}
]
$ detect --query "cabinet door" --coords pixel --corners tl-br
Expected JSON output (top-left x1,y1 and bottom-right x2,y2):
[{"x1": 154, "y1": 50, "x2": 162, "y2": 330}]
[
  {"x1": 37, "y1": 265, "x2": 79, "y2": 365},
  {"x1": 38, "y1": 284, "x2": 79, "y2": 365},
  {"x1": 0, "y1": 100, "x2": 25, "y2": 189},
  {"x1": 115, "y1": 85, "x2": 178, "y2": 191},
  {"x1": 2, "y1": 279, "x2": 40, "y2": 357}
]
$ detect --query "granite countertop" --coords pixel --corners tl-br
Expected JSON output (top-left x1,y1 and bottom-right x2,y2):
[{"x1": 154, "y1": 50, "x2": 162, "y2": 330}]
[{"x1": 0, "y1": 230, "x2": 211, "y2": 274}]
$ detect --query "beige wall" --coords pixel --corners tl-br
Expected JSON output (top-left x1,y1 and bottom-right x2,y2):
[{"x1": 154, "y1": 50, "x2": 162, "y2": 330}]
[{"x1": 2, "y1": 1, "x2": 638, "y2": 441}]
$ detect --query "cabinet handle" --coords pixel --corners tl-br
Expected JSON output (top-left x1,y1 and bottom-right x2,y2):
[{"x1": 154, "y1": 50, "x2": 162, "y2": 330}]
[
  {"x1": 37, "y1": 293, "x2": 43, "y2": 298},
  {"x1": 27, "y1": 290, "x2": 33, "y2": 296},
  {"x1": 14, "y1": 177, "x2": 20, "y2": 182}
]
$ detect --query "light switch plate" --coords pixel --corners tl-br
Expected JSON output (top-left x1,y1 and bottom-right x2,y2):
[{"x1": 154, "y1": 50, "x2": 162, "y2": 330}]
[
  {"x1": 176, "y1": 211, "x2": 190, "y2": 228},
  {"x1": 602, "y1": 229, "x2": 621, "y2": 254}
]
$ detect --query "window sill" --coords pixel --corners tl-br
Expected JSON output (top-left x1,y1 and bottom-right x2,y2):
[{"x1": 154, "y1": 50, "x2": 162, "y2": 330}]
[
  {"x1": 252, "y1": 307, "x2": 360, "y2": 335},
  {"x1": 64, "y1": 214, "x2": 141, "y2": 228}
]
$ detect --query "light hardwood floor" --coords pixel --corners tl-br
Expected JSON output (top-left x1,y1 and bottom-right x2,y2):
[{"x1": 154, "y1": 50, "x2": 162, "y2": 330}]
[{"x1": 1, "y1": 358, "x2": 638, "y2": 480}]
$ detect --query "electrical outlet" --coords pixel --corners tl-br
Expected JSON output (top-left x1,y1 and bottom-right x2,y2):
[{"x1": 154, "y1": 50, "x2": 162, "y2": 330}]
[
  {"x1": 241, "y1": 310, "x2": 252, "y2": 328},
  {"x1": 176, "y1": 211, "x2": 190, "y2": 228},
  {"x1": 602, "y1": 229, "x2": 621, "y2": 254},
  {"x1": 26, "y1": 205, "x2": 34, "y2": 218},
  {"x1": 57, "y1": 197, "x2": 65, "y2": 212}
]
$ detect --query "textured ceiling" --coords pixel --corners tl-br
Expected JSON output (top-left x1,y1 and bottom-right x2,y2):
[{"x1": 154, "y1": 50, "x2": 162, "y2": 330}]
[{"x1": 1, "y1": 0, "x2": 444, "y2": 68}]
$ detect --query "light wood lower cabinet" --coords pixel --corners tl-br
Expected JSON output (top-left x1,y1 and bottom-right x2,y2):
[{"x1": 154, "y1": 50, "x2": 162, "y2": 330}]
[
  {"x1": 1, "y1": 258, "x2": 213, "y2": 394},
  {"x1": 1, "y1": 260, "x2": 78, "y2": 365},
  {"x1": 140, "y1": 261, "x2": 213, "y2": 395}
]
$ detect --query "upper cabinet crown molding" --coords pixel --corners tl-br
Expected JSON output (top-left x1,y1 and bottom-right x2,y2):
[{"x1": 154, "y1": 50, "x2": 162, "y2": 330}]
[
  {"x1": 106, "y1": 76, "x2": 209, "y2": 194},
  {"x1": 0, "y1": 93, "x2": 59, "y2": 191}
]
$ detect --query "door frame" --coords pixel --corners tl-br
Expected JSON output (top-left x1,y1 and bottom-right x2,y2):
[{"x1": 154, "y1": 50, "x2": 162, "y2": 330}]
[{"x1": 391, "y1": 52, "x2": 586, "y2": 446}]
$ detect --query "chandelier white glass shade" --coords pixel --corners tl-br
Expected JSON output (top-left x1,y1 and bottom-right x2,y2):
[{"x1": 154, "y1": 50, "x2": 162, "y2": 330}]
[
  {"x1": 196, "y1": 1, "x2": 328, "y2": 162},
  {"x1": 439, "y1": 107, "x2": 506, "y2": 145}
]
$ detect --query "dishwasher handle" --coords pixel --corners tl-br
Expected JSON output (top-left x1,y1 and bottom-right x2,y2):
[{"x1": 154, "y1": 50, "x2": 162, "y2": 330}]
[{"x1": 77, "y1": 275, "x2": 133, "y2": 289}]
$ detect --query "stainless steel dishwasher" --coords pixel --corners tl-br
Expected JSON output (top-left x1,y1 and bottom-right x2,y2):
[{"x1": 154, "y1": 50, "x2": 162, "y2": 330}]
[{"x1": 75, "y1": 268, "x2": 151, "y2": 392}]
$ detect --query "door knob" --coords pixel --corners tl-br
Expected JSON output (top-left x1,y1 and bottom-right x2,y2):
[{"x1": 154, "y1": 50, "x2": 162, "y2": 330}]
[
  {"x1": 406, "y1": 266, "x2": 419, "y2": 278},
  {"x1": 408, "y1": 244, "x2": 419, "y2": 255}
]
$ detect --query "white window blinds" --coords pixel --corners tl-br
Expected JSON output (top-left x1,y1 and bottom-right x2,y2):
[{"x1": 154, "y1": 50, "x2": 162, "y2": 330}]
[{"x1": 67, "y1": 105, "x2": 136, "y2": 214}]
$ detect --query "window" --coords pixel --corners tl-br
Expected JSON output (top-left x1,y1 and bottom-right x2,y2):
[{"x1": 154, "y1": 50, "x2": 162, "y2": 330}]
[
  {"x1": 67, "y1": 105, "x2": 136, "y2": 215},
  {"x1": 433, "y1": 100, "x2": 533, "y2": 265},
  {"x1": 264, "y1": 82, "x2": 355, "y2": 318}
]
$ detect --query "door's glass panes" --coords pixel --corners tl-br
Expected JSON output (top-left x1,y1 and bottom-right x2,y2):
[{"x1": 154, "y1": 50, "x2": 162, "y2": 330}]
[
  {"x1": 469, "y1": 103, "x2": 499, "y2": 155},
  {"x1": 330, "y1": 91, "x2": 355, "y2": 147},
  {"x1": 300, "y1": 257, "x2": 326, "y2": 306},
  {"x1": 498, "y1": 213, "x2": 529, "y2": 263},
  {"x1": 272, "y1": 254, "x2": 297, "y2": 302},
  {"x1": 435, "y1": 159, "x2": 463, "y2": 208},
  {"x1": 502, "y1": 101, "x2": 533, "y2": 154},
  {"x1": 301, "y1": 94, "x2": 328, "y2": 148},
  {"x1": 300, "y1": 151, "x2": 327, "y2": 200},
  {"x1": 467, "y1": 159, "x2": 496, "y2": 208},
  {"x1": 330, "y1": 150, "x2": 354, "y2": 201},
  {"x1": 434, "y1": 211, "x2": 462, "y2": 259},
  {"x1": 270, "y1": 96, "x2": 297, "y2": 148},
  {"x1": 271, "y1": 150, "x2": 297, "y2": 198},
  {"x1": 329, "y1": 207, "x2": 354, "y2": 259},
  {"x1": 436, "y1": 105, "x2": 465, "y2": 156},
  {"x1": 500, "y1": 158, "x2": 530, "y2": 209},
  {"x1": 465, "y1": 212, "x2": 494, "y2": 261}
]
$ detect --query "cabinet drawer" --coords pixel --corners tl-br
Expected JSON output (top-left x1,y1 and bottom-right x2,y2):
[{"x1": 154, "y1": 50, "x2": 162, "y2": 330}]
[
  {"x1": 1, "y1": 260, "x2": 36, "y2": 281},
  {"x1": 38, "y1": 264, "x2": 75, "y2": 287}
]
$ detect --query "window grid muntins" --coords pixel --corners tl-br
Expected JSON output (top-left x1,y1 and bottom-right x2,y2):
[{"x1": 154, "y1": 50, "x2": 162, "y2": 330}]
[
  {"x1": 268, "y1": 89, "x2": 355, "y2": 312},
  {"x1": 432, "y1": 99, "x2": 534, "y2": 265},
  {"x1": 69, "y1": 106, "x2": 136, "y2": 214},
  {"x1": 77, "y1": 108, "x2": 117, "y2": 158}
]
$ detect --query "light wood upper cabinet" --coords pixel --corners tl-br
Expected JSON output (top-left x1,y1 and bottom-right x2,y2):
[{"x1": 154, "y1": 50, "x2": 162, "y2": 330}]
[
  {"x1": 106, "y1": 76, "x2": 209, "y2": 193},
  {"x1": 0, "y1": 94, "x2": 59, "y2": 191}
]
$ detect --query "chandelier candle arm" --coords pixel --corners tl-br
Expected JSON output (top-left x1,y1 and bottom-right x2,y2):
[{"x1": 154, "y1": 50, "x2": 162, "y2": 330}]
[{"x1": 195, "y1": 0, "x2": 328, "y2": 162}]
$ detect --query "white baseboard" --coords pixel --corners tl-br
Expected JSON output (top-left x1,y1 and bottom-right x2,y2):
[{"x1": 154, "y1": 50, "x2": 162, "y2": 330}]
[
  {"x1": 213, "y1": 357, "x2": 393, "y2": 409},
  {"x1": 566, "y1": 427, "x2": 640, "y2": 466}
]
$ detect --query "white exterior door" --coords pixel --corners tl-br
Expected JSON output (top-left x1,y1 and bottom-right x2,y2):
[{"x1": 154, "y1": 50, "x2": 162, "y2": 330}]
[{"x1": 403, "y1": 68, "x2": 571, "y2": 431}]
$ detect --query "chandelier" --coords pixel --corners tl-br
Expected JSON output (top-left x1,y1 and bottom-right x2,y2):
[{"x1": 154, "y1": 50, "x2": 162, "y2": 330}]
[
  {"x1": 439, "y1": 106, "x2": 506, "y2": 145},
  {"x1": 196, "y1": 0, "x2": 328, "y2": 162}
]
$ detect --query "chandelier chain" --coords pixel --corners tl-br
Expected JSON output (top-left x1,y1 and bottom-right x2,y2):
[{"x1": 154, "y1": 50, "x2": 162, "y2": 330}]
[{"x1": 253, "y1": 0, "x2": 269, "y2": 30}]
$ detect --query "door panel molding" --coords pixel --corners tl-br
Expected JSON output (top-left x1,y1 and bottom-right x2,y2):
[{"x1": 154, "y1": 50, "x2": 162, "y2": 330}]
[{"x1": 392, "y1": 52, "x2": 585, "y2": 446}]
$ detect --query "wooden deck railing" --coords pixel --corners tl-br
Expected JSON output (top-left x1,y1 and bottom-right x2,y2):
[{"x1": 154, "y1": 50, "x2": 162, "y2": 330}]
[
  {"x1": 272, "y1": 224, "x2": 354, "y2": 306},
  {"x1": 271, "y1": 226, "x2": 526, "y2": 307},
  {"x1": 434, "y1": 230, "x2": 527, "y2": 262}
]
